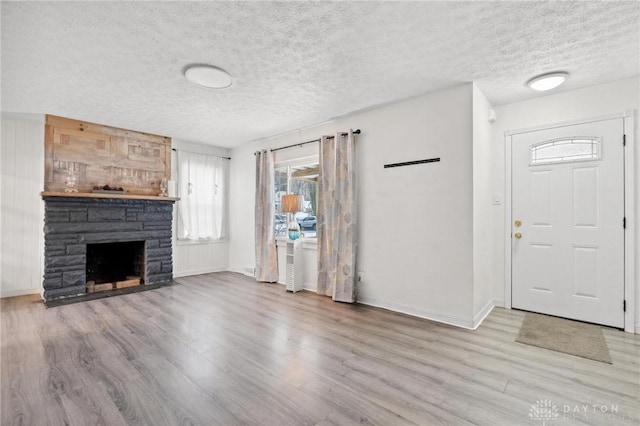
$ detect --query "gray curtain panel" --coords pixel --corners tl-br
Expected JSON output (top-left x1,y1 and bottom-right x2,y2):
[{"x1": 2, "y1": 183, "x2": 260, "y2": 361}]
[
  {"x1": 255, "y1": 150, "x2": 279, "y2": 282},
  {"x1": 317, "y1": 131, "x2": 357, "y2": 302}
]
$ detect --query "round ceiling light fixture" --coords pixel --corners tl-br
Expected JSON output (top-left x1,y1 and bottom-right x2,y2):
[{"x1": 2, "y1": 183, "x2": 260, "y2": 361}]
[
  {"x1": 527, "y1": 71, "x2": 569, "y2": 91},
  {"x1": 183, "y1": 64, "x2": 232, "y2": 89}
]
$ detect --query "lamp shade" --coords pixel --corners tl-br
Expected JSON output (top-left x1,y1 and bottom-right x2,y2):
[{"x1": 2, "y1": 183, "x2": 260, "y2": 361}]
[{"x1": 281, "y1": 194, "x2": 303, "y2": 213}]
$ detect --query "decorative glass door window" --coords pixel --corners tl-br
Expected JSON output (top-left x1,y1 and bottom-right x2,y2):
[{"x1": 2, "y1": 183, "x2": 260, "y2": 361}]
[{"x1": 530, "y1": 137, "x2": 601, "y2": 165}]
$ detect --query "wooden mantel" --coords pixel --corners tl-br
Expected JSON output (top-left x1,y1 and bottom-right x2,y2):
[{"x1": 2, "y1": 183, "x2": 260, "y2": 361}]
[{"x1": 41, "y1": 191, "x2": 179, "y2": 202}]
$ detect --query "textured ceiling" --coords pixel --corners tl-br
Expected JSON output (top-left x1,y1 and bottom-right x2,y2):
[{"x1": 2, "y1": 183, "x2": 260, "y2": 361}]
[{"x1": 2, "y1": 1, "x2": 638, "y2": 148}]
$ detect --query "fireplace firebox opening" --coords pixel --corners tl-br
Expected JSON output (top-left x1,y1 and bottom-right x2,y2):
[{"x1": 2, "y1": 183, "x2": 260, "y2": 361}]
[{"x1": 86, "y1": 241, "x2": 146, "y2": 286}]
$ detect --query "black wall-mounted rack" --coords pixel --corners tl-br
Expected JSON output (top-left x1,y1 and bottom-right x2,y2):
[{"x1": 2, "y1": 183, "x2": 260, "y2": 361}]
[{"x1": 384, "y1": 157, "x2": 440, "y2": 169}]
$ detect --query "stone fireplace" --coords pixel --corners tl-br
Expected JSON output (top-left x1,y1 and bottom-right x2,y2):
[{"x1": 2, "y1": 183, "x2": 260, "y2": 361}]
[{"x1": 42, "y1": 195, "x2": 175, "y2": 301}]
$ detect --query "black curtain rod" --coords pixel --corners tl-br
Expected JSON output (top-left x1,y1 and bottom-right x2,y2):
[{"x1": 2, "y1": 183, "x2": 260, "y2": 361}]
[
  {"x1": 171, "y1": 148, "x2": 231, "y2": 160},
  {"x1": 269, "y1": 129, "x2": 361, "y2": 153},
  {"x1": 270, "y1": 138, "x2": 320, "y2": 152}
]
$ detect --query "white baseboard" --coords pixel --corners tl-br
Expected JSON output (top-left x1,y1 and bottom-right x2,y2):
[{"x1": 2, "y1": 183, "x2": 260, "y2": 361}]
[
  {"x1": 173, "y1": 267, "x2": 227, "y2": 278},
  {"x1": 303, "y1": 282, "x2": 317, "y2": 292},
  {"x1": 472, "y1": 298, "x2": 497, "y2": 329},
  {"x1": 635, "y1": 323, "x2": 640, "y2": 334},
  {"x1": 277, "y1": 280, "x2": 315, "y2": 291},
  {"x1": 493, "y1": 298, "x2": 505, "y2": 308},
  {"x1": 357, "y1": 295, "x2": 478, "y2": 330},
  {"x1": 227, "y1": 267, "x2": 245, "y2": 275},
  {"x1": 229, "y1": 267, "x2": 285, "y2": 282},
  {"x1": 0, "y1": 287, "x2": 41, "y2": 299}
]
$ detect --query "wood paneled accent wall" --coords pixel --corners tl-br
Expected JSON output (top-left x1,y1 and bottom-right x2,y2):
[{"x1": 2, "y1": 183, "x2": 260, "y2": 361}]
[{"x1": 44, "y1": 115, "x2": 171, "y2": 195}]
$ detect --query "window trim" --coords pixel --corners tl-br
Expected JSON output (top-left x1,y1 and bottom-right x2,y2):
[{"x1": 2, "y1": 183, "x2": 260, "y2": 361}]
[
  {"x1": 274, "y1": 154, "x2": 319, "y2": 170},
  {"x1": 274, "y1": 154, "x2": 319, "y2": 239},
  {"x1": 177, "y1": 238, "x2": 228, "y2": 246}
]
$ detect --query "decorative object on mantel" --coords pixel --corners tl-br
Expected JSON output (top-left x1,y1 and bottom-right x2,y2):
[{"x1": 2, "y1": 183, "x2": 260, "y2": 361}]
[
  {"x1": 64, "y1": 168, "x2": 78, "y2": 193},
  {"x1": 159, "y1": 177, "x2": 168, "y2": 197},
  {"x1": 168, "y1": 179, "x2": 177, "y2": 197},
  {"x1": 44, "y1": 115, "x2": 171, "y2": 196},
  {"x1": 92, "y1": 184, "x2": 125, "y2": 194},
  {"x1": 281, "y1": 194, "x2": 303, "y2": 240}
]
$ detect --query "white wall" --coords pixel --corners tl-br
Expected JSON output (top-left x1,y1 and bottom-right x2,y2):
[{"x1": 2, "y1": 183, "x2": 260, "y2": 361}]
[
  {"x1": 472, "y1": 84, "x2": 496, "y2": 322},
  {"x1": 1, "y1": 115, "x2": 45, "y2": 297},
  {"x1": 339, "y1": 84, "x2": 476, "y2": 326},
  {"x1": 171, "y1": 139, "x2": 231, "y2": 277},
  {"x1": 491, "y1": 77, "x2": 640, "y2": 332},
  {"x1": 173, "y1": 241, "x2": 229, "y2": 277},
  {"x1": 229, "y1": 84, "x2": 481, "y2": 328}
]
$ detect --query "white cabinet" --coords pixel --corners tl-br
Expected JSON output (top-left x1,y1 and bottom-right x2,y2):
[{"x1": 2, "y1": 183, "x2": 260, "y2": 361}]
[{"x1": 285, "y1": 240, "x2": 303, "y2": 292}]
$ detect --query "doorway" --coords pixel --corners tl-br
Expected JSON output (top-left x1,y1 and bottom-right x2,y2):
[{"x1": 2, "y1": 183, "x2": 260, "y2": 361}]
[{"x1": 507, "y1": 116, "x2": 629, "y2": 328}]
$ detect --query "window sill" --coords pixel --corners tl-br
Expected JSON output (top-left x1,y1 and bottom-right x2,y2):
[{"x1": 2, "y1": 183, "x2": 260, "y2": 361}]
[
  {"x1": 276, "y1": 237, "x2": 317, "y2": 249},
  {"x1": 276, "y1": 236, "x2": 317, "y2": 242},
  {"x1": 177, "y1": 238, "x2": 227, "y2": 246}
]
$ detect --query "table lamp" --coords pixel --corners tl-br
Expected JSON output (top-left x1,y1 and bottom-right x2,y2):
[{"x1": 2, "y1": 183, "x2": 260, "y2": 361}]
[{"x1": 281, "y1": 194, "x2": 303, "y2": 240}]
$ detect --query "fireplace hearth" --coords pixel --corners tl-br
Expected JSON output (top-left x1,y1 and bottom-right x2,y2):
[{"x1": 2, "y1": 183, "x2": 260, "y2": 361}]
[{"x1": 42, "y1": 194, "x2": 176, "y2": 302}]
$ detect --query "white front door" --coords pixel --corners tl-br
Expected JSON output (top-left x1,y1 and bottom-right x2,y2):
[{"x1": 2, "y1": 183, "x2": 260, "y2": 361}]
[{"x1": 511, "y1": 118, "x2": 625, "y2": 328}]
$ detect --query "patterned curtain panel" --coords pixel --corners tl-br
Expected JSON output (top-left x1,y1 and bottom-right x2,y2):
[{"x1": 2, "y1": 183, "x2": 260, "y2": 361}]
[
  {"x1": 255, "y1": 150, "x2": 279, "y2": 283},
  {"x1": 317, "y1": 131, "x2": 357, "y2": 302}
]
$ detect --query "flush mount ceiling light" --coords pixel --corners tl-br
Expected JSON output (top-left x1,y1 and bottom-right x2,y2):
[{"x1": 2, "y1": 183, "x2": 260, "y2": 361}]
[
  {"x1": 527, "y1": 71, "x2": 569, "y2": 91},
  {"x1": 183, "y1": 64, "x2": 232, "y2": 89}
]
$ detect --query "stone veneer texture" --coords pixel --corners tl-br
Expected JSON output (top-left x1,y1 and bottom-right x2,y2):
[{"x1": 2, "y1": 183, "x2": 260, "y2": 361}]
[{"x1": 43, "y1": 197, "x2": 174, "y2": 301}]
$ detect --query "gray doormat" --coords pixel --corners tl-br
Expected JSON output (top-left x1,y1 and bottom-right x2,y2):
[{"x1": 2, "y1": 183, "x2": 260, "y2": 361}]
[{"x1": 516, "y1": 312, "x2": 612, "y2": 364}]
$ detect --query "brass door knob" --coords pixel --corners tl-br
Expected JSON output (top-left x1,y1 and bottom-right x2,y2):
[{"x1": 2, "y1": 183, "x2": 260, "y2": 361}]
[
  {"x1": 514, "y1": 232, "x2": 522, "y2": 239},
  {"x1": 514, "y1": 220, "x2": 522, "y2": 227}
]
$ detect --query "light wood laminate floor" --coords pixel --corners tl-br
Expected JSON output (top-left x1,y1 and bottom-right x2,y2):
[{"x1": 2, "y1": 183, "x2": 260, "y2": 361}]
[{"x1": 2, "y1": 272, "x2": 639, "y2": 425}]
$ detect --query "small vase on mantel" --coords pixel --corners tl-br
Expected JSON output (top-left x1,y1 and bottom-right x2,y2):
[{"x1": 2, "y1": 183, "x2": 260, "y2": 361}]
[
  {"x1": 64, "y1": 168, "x2": 78, "y2": 193},
  {"x1": 159, "y1": 177, "x2": 168, "y2": 197}
]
